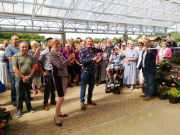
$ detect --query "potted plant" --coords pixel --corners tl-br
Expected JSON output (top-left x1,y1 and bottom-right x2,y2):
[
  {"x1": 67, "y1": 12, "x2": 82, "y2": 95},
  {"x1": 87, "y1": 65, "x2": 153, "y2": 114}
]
[
  {"x1": 0, "y1": 107, "x2": 11, "y2": 135},
  {"x1": 156, "y1": 84, "x2": 169, "y2": 100},
  {"x1": 167, "y1": 87, "x2": 180, "y2": 104},
  {"x1": 176, "y1": 80, "x2": 180, "y2": 90}
]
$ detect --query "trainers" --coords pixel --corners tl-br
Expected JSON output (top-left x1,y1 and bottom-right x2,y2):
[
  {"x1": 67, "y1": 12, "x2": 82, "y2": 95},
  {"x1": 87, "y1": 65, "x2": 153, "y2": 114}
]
[
  {"x1": 16, "y1": 110, "x2": 22, "y2": 118},
  {"x1": 28, "y1": 110, "x2": 35, "y2": 113}
]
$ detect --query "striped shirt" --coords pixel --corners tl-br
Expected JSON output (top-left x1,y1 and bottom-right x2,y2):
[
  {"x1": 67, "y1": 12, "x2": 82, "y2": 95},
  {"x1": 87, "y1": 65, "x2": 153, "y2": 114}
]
[{"x1": 39, "y1": 48, "x2": 52, "y2": 71}]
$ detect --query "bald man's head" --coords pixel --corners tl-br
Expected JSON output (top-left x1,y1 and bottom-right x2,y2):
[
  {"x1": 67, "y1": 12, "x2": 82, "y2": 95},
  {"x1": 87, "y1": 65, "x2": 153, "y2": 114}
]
[{"x1": 19, "y1": 42, "x2": 28, "y2": 55}]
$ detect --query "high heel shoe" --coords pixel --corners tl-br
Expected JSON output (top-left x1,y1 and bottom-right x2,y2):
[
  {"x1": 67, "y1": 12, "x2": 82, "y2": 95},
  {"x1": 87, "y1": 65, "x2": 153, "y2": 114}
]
[{"x1": 54, "y1": 117, "x2": 63, "y2": 127}]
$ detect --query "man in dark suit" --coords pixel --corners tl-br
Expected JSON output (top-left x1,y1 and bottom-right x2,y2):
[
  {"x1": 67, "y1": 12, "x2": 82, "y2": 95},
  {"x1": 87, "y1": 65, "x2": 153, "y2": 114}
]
[{"x1": 138, "y1": 38, "x2": 157, "y2": 100}]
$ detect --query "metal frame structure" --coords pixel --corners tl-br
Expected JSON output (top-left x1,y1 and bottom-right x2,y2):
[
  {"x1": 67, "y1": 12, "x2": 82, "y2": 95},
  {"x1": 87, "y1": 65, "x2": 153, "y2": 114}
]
[{"x1": 0, "y1": 0, "x2": 180, "y2": 35}]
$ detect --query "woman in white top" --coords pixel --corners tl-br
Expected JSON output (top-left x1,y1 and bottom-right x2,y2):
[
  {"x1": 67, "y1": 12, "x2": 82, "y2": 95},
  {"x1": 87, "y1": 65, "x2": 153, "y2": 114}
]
[
  {"x1": 136, "y1": 42, "x2": 144, "y2": 88},
  {"x1": 0, "y1": 44, "x2": 8, "y2": 84}
]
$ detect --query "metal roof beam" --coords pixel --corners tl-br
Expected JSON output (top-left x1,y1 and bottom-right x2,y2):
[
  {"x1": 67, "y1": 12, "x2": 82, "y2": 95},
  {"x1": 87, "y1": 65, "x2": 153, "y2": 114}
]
[
  {"x1": 0, "y1": 0, "x2": 179, "y2": 23},
  {"x1": 0, "y1": 11, "x2": 173, "y2": 28}
]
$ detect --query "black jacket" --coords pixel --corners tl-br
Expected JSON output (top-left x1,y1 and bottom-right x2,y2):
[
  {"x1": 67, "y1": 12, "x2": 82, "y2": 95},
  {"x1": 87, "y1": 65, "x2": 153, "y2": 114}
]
[{"x1": 138, "y1": 49, "x2": 157, "y2": 74}]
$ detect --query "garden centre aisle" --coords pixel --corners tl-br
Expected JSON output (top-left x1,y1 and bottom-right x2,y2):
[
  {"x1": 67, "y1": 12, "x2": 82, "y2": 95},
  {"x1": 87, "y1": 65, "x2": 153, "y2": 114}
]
[{"x1": 1, "y1": 84, "x2": 180, "y2": 135}]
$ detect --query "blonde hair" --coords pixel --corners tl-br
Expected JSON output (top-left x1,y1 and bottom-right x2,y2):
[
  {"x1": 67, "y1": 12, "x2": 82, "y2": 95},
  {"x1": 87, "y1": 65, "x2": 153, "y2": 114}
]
[
  {"x1": 11, "y1": 35, "x2": 19, "y2": 40},
  {"x1": 51, "y1": 38, "x2": 61, "y2": 46},
  {"x1": 30, "y1": 41, "x2": 39, "y2": 46},
  {"x1": 65, "y1": 43, "x2": 71, "y2": 47},
  {"x1": 86, "y1": 37, "x2": 93, "y2": 41}
]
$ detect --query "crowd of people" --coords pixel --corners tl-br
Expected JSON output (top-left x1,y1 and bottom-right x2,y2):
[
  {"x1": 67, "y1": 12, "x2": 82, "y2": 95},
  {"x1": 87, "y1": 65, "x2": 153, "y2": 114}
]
[{"x1": 0, "y1": 34, "x2": 177, "y2": 127}]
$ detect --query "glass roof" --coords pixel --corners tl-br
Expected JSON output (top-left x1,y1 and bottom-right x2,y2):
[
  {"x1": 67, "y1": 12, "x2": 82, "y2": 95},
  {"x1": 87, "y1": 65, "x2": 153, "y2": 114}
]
[{"x1": 0, "y1": 0, "x2": 180, "y2": 34}]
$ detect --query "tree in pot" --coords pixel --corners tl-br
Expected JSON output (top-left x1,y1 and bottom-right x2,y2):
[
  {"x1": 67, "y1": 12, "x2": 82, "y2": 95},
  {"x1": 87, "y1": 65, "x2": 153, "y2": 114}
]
[{"x1": 167, "y1": 87, "x2": 180, "y2": 104}]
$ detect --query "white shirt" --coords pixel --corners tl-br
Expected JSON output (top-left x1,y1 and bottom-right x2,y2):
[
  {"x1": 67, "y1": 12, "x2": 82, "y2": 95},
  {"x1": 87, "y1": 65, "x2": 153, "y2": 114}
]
[
  {"x1": 142, "y1": 50, "x2": 147, "y2": 68},
  {"x1": 0, "y1": 50, "x2": 5, "y2": 63}
]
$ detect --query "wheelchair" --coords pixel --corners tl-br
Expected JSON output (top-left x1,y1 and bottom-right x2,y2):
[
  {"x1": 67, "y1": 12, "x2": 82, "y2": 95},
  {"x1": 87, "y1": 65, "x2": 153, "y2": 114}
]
[{"x1": 105, "y1": 63, "x2": 124, "y2": 94}]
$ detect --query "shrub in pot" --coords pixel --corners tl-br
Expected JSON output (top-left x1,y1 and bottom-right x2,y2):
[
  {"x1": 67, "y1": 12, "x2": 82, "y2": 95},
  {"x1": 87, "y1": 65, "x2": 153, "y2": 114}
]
[
  {"x1": 156, "y1": 84, "x2": 169, "y2": 100},
  {"x1": 167, "y1": 87, "x2": 180, "y2": 104}
]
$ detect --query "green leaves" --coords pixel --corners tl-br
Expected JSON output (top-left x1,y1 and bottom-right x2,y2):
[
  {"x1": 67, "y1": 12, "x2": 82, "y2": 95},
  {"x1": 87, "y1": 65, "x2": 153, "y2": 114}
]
[{"x1": 167, "y1": 87, "x2": 180, "y2": 98}]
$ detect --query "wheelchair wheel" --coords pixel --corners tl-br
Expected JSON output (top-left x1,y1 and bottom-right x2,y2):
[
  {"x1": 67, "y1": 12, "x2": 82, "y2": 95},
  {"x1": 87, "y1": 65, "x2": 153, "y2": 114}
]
[
  {"x1": 113, "y1": 86, "x2": 121, "y2": 95},
  {"x1": 105, "y1": 85, "x2": 111, "y2": 93}
]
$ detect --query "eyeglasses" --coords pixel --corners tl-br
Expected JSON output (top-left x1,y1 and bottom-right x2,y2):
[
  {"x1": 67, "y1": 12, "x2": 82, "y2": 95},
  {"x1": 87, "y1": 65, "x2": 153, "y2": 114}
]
[{"x1": 138, "y1": 44, "x2": 142, "y2": 46}]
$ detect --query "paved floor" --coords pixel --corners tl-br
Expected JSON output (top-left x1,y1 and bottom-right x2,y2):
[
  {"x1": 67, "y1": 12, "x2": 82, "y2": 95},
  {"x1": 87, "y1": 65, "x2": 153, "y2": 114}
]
[{"x1": 1, "y1": 84, "x2": 180, "y2": 135}]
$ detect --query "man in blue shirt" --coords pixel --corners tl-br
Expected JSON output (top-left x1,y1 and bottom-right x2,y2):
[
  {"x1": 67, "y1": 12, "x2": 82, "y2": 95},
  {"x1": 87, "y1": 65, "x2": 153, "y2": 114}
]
[
  {"x1": 5, "y1": 35, "x2": 20, "y2": 106},
  {"x1": 79, "y1": 37, "x2": 101, "y2": 110},
  {"x1": 106, "y1": 48, "x2": 122, "y2": 84}
]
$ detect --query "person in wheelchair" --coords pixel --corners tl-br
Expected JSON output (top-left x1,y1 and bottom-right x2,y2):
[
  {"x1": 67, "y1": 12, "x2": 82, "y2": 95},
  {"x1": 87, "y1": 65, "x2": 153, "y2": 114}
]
[{"x1": 106, "y1": 48, "x2": 123, "y2": 84}]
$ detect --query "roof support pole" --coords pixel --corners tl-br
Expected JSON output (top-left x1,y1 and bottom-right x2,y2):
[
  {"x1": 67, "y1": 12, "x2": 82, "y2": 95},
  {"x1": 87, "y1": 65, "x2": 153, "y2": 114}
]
[
  {"x1": 123, "y1": 25, "x2": 128, "y2": 45},
  {"x1": 61, "y1": 20, "x2": 66, "y2": 47}
]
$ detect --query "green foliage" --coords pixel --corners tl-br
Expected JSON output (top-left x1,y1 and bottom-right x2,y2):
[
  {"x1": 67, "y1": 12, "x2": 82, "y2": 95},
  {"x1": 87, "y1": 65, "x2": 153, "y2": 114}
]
[
  {"x1": 135, "y1": 34, "x2": 143, "y2": 40},
  {"x1": 0, "y1": 32, "x2": 45, "y2": 43},
  {"x1": 156, "y1": 85, "x2": 169, "y2": 96},
  {"x1": 112, "y1": 37, "x2": 122, "y2": 44},
  {"x1": 69, "y1": 38, "x2": 75, "y2": 45},
  {"x1": 171, "y1": 52, "x2": 180, "y2": 64},
  {"x1": 168, "y1": 32, "x2": 180, "y2": 42},
  {"x1": 167, "y1": 87, "x2": 180, "y2": 98},
  {"x1": 156, "y1": 60, "x2": 172, "y2": 72},
  {"x1": 93, "y1": 38, "x2": 101, "y2": 44},
  {"x1": 176, "y1": 80, "x2": 180, "y2": 90}
]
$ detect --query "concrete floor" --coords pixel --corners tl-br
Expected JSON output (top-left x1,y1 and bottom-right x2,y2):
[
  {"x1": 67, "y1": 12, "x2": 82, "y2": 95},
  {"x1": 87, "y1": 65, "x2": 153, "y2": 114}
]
[{"x1": 1, "y1": 84, "x2": 180, "y2": 135}]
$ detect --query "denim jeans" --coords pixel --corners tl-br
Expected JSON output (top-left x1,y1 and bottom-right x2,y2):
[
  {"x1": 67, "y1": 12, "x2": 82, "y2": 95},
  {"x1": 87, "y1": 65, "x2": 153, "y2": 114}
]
[
  {"x1": 80, "y1": 70, "x2": 96, "y2": 103},
  {"x1": 15, "y1": 77, "x2": 32, "y2": 111},
  {"x1": 143, "y1": 71, "x2": 155, "y2": 97},
  {"x1": 9, "y1": 72, "x2": 16, "y2": 103}
]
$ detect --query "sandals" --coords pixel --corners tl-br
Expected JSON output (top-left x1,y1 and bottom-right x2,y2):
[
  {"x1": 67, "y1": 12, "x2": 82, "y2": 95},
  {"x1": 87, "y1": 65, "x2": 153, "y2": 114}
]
[{"x1": 54, "y1": 117, "x2": 62, "y2": 127}]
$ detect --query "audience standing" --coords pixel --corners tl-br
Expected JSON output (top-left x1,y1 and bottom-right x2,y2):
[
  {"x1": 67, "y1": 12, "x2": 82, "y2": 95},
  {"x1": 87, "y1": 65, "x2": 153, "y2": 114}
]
[
  {"x1": 123, "y1": 42, "x2": 138, "y2": 90},
  {"x1": 79, "y1": 37, "x2": 101, "y2": 110},
  {"x1": 5, "y1": 35, "x2": 20, "y2": 106},
  {"x1": 156, "y1": 42, "x2": 172, "y2": 64},
  {"x1": 12, "y1": 42, "x2": 35, "y2": 117},
  {"x1": 138, "y1": 38, "x2": 157, "y2": 100},
  {"x1": 49, "y1": 39, "x2": 75, "y2": 126},
  {"x1": 136, "y1": 41, "x2": 145, "y2": 88},
  {"x1": 39, "y1": 37, "x2": 56, "y2": 111},
  {"x1": 28, "y1": 41, "x2": 42, "y2": 94},
  {"x1": 0, "y1": 44, "x2": 8, "y2": 85}
]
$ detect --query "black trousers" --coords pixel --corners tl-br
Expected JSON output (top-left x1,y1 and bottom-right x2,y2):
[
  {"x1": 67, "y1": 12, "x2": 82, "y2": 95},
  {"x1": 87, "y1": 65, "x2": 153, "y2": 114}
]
[
  {"x1": 43, "y1": 70, "x2": 55, "y2": 105},
  {"x1": 15, "y1": 77, "x2": 32, "y2": 111}
]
